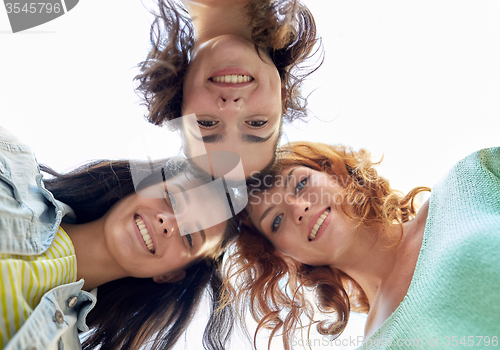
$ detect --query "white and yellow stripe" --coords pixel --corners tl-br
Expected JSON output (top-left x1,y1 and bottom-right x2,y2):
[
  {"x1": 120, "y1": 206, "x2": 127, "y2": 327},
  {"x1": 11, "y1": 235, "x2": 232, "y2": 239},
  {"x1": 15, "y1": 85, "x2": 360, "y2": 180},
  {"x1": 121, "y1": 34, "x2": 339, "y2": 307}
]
[{"x1": 0, "y1": 227, "x2": 77, "y2": 348}]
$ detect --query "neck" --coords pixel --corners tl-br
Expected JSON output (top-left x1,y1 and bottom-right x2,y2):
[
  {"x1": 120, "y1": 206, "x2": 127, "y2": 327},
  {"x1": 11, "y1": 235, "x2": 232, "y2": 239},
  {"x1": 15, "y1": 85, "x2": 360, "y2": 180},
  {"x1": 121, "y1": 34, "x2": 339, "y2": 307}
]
[
  {"x1": 62, "y1": 220, "x2": 127, "y2": 291},
  {"x1": 334, "y1": 200, "x2": 429, "y2": 306},
  {"x1": 182, "y1": 0, "x2": 252, "y2": 42},
  {"x1": 335, "y1": 224, "x2": 403, "y2": 305}
]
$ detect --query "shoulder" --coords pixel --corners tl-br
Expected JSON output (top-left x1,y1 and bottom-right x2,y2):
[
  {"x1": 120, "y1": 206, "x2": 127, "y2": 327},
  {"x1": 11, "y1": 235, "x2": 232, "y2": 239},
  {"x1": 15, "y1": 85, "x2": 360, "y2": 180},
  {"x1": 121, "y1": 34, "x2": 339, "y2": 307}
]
[
  {"x1": 0, "y1": 127, "x2": 70, "y2": 255},
  {"x1": 0, "y1": 126, "x2": 37, "y2": 177},
  {"x1": 453, "y1": 147, "x2": 500, "y2": 183},
  {"x1": 4, "y1": 280, "x2": 97, "y2": 350},
  {"x1": 421, "y1": 147, "x2": 500, "y2": 291},
  {"x1": 430, "y1": 147, "x2": 500, "y2": 214},
  {"x1": 458, "y1": 147, "x2": 500, "y2": 171},
  {"x1": 0, "y1": 126, "x2": 33, "y2": 154}
]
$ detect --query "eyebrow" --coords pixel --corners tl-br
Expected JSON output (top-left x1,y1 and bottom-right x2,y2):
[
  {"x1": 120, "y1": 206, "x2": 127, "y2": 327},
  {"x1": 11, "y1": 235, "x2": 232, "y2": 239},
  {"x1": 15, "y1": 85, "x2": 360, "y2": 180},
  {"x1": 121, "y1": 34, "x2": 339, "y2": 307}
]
[
  {"x1": 259, "y1": 205, "x2": 275, "y2": 230},
  {"x1": 199, "y1": 227, "x2": 206, "y2": 246},
  {"x1": 241, "y1": 133, "x2": 274, "y2": 143},
  {"x1": 189, "y1": 129, "x2": 274, "y2": 144},
  {"x1": 195, "y1": 224, "x2": 207, "y2": 253},
  {"x1": 284, "y1": 167, "x2": 296, "y2": 189},
  {"x1": 190, "y1": 132, "x2": 224, "y2": 143}
]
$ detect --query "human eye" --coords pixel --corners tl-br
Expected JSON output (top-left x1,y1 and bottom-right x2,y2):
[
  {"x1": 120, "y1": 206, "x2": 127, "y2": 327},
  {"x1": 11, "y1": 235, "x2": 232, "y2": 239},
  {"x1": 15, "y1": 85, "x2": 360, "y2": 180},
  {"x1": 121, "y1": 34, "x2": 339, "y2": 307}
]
[
  {"x1": 246, "y1": 120, "x2": 268, "y2": 128},
  {"x1": 165, "y1": 191, "x2": 177, "y2": 210},
  {"x1": 271, "y1": 214, "x2": 283, "y2": 232},
  {"x1": 185, "y1": 233, "x2": 193, "y2": 249},
  {"x1": 197, "y1": 120, "x2": 219, "y2": 129},
  {"x1": 295, "y1": 176, "x2": 309, "y2": 195}
]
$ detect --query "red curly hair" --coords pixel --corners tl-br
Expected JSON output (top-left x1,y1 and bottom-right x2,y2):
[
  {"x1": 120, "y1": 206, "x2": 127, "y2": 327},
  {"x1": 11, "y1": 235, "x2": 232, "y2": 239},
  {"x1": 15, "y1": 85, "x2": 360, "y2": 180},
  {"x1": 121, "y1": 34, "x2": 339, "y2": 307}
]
[{"x1": 223, "y1": 142, "x2": 430, "y2": 350}]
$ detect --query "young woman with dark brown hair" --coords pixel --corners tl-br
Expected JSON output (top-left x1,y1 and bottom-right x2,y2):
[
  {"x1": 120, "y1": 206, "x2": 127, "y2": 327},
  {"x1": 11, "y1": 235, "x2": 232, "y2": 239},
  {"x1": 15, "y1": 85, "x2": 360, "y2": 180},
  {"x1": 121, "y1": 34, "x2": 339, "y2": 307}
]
[
  {"x1": 224, "y1": 141, "x2": 500, "y2": 349},
  {"x1": 0, "y1": 127, "x2": 238, "y2": 350},
  {"x1": 135, "y1": 0, "x2": 322, "y2": 178}
]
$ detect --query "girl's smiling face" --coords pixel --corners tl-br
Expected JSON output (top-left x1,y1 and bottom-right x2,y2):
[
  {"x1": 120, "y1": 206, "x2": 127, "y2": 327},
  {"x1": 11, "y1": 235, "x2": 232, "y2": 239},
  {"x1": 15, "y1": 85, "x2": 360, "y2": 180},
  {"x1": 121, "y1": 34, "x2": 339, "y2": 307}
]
[
  {"x1": 249, "y1": 166, "x2": 362, "y2": 267},
  {"x1": 181, "y1": 34, "x2": 285, "y2": 178},
  {"x1": 101, "y1": 174, "x2": 228, "y2": 281}
]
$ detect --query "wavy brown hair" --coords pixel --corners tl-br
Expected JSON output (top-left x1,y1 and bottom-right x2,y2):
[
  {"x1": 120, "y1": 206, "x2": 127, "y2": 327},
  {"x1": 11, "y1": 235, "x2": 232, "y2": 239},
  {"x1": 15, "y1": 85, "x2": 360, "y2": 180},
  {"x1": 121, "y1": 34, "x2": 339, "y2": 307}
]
[
  {"x1": 135, "y1": 0, "x2": 322, "y2": 125},
  {"x1": 223, "y1": 142, "x2": 430, "y2": 350}
]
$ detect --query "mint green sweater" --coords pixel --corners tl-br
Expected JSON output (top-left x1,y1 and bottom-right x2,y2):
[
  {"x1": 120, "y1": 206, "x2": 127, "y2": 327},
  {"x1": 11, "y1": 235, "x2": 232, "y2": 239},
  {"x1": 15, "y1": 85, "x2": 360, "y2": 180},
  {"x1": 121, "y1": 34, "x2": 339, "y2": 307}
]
[{"x1": 360, "y1": 148, "x2": 500, "y2": 349}]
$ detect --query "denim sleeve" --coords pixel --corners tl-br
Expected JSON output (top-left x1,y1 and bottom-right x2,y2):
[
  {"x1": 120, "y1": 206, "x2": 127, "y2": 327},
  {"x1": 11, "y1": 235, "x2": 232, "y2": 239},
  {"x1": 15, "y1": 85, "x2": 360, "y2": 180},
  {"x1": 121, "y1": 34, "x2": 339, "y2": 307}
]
[
  {"x1": 0, "y1": 127, "x2": 61, "y2": 255},
  {"x1": 4, "y1": 280, "x2": 96, "y2": 350}
]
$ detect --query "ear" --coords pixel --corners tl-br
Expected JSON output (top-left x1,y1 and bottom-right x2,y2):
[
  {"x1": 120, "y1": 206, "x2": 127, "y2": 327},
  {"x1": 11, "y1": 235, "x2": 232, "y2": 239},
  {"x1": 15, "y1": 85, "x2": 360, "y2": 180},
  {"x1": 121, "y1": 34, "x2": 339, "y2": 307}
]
[{"x1": 153, "y1": 270, "x2": 186, "y2": 284}]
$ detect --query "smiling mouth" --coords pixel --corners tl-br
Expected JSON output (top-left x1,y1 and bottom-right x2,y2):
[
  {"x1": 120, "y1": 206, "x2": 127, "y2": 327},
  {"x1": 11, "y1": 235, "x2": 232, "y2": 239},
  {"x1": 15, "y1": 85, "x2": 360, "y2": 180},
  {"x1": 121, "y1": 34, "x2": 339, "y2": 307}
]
[
  {"x1": 209, "y1": 74, "x2": 254, "y2": 83},
  {"x1": 135, "y1": 216, "x2": 155, "y2": 254},
  {"x1": 309, "y1": 208, "x2": 330, "y2": 241}
]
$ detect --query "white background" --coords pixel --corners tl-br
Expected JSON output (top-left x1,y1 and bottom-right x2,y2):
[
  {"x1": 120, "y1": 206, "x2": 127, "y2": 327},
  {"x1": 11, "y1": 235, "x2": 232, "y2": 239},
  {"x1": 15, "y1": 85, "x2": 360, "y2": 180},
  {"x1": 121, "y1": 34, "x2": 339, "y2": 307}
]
[{"x1": 1, "y1": 1, "x2": 499, "y2": 349}]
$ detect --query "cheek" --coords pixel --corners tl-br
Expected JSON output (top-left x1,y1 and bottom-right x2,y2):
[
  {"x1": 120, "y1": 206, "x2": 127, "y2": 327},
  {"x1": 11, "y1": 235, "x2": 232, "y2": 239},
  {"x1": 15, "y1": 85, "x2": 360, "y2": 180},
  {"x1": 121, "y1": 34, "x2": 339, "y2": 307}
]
[
  {"x1": 266, "y1": 66, "x2": 283, "y2": 98},
  {"x1": 263, "y1": 233, "x2": 288, "y2": 256},
  {"x1": 268, "y1": 117, "x2": 282, "y2": 135},
  {"x1": 242, "y1": 145, "x2": 274, "y2": 171},
  {"x1": 181, "y1": 73, "x2": 207, "y2": 113},
  {"x1": 181, "y1": 89, "x2": 201, "y2": 114},
  {"x1": 274, "y1": 235, "x2": 299, "y2": 260},
  {"x1": 258, "y1": 86, "x2": 283, "y2": 116}
]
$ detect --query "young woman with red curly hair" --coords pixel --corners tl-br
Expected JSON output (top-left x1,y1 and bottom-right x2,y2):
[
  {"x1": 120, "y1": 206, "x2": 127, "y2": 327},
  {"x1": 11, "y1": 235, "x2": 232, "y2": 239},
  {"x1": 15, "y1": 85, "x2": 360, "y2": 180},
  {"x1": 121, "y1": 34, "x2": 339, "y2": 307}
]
[{"x1": 224, "y1": 142, "x2": 500, "y2": 349}]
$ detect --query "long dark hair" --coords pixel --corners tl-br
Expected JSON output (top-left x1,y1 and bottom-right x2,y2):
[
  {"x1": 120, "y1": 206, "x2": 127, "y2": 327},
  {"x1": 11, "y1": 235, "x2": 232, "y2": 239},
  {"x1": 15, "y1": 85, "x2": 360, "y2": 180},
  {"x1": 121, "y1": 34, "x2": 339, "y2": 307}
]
[
  {"x1": 41, "y1": 159, "x2": 237, "y2": 350},
  {"x1": 135, "y1": 0, "x2": 322, "y2": 125}
]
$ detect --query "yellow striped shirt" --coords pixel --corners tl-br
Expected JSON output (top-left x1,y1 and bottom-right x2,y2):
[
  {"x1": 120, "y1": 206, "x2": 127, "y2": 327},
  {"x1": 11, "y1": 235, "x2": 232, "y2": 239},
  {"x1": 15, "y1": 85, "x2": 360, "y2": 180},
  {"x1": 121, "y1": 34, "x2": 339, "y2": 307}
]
[{"x1": 0, "y1": 227, "x2": 77, "y2": 348}]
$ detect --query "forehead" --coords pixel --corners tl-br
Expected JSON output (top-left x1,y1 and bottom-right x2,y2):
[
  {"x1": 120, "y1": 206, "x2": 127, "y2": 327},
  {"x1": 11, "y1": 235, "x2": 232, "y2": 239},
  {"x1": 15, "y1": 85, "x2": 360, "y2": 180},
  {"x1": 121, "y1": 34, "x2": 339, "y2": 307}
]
[
  {"x1": 136, "y1": 169, "x2": 233, "y2": 234},
  {"x1": 251, "y1": 165, "x2": 310, "y2": 191},
  {"x1": 247, "y1": 165, "x2": 333, "y2": 218},
  {"x1": 171, "y1": 178, "x2": 234, "y2": 235},
  {"x1": 185, "y1": 135, "x2": 280, "y2": 180},
  {"x1": 246, "y1": 167, "x2": 299, "y2": 219}
]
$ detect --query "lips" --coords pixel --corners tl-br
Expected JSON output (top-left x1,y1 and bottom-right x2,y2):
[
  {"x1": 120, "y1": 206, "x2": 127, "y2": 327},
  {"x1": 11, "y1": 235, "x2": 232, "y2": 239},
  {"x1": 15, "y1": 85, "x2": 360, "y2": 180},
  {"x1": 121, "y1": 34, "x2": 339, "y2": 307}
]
[
  {"x1": 210, "y1": 67, "x2": 252, "y2": 78},
  {"x1": 210, "y1": 74, "x2": 253, "y2": 83},
  {"x1": 308, "y1": 208, "x2": 331, "y2": 241},
  {"x1": 208, "y1": 68, "x2": 255, "y2": 87},
  {"x1": 134, "y1": 215, "x2": 155, "y2": 254}
]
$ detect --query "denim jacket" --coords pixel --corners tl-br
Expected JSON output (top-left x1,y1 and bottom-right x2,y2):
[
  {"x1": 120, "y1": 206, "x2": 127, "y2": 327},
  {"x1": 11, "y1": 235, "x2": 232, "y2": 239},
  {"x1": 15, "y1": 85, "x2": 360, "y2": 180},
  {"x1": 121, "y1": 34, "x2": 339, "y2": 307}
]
[{"x1": 0, "y1": 127, "x2": 96, "y2": 350}]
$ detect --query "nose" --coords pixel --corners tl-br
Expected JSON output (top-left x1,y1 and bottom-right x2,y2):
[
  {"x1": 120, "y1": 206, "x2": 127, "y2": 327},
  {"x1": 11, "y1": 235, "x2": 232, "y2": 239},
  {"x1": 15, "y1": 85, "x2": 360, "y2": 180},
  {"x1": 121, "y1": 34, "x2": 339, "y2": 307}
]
[
  {"x1": 292, "y1": 199, "x2": 309, "y2": 224},
  {"x1": 216, "y1": 90, "x2": 244, "y2": 111},
  {"x1": 157, "y1": 213, "x2": 178, "y2": 238}
]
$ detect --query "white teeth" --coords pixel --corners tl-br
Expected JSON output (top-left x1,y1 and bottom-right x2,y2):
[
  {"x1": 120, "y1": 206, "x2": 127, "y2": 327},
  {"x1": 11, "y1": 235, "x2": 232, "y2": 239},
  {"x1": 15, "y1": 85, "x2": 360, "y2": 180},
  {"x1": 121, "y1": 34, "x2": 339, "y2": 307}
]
[
  {"x1": 210, "y1": 75, "x2": 252, "y2": 83},
  {"x1": 309, "y1": 209, "x2": 330, "y2": 241},
  {"x1": 135, "y1": 217, "x2": 154, "y2": 252}
]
